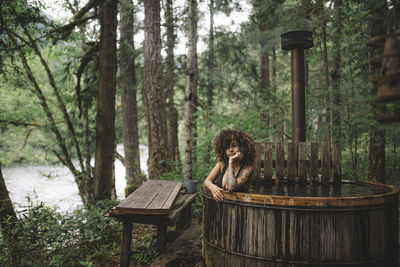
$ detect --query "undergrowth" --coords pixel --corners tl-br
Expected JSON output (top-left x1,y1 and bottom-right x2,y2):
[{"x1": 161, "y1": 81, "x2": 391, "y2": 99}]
[{"x1": 0, "y1": 200, "x2": 160, "y2": 266}]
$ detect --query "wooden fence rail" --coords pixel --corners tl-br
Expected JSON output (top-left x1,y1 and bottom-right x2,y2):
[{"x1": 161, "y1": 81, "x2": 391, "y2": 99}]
[{"x1": 253, "y1": 142, "x2": 342, "y2": 185}]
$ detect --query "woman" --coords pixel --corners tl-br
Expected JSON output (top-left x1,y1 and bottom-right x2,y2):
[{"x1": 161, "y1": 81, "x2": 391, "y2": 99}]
[{"x1": 204, "y1": 129, "x2": 256, "y2": 202}]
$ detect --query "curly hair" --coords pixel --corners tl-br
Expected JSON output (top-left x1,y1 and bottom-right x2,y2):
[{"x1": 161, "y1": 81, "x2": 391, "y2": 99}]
[{"x1": 213, "y1": 129, "x2": 256, "y2": 165}]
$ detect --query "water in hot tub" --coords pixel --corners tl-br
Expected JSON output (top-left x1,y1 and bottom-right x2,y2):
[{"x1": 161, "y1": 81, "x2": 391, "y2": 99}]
[{"x1": 248, "y1": 179, "x2": 392, "y2": 197}]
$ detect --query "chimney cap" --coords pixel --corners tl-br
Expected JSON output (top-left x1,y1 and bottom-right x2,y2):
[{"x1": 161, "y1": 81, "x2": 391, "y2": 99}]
[{"x1": 281, "y1": 30, "x2": 313, "y2": 51}]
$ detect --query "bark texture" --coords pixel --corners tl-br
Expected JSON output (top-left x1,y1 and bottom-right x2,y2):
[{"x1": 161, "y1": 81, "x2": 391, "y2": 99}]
[
  {"x1": 120, "y1": 0, "x2": 142, "y2": 187},
  {"x1": 144, "y1": 0, "x2": 169, "y2": 179},
  {"x1": 331, "y1": 0, "x2": 342, "y2": 142},
  {"x1": 260, "y1": 22, "x2": 270, "y2": 135},
  {"x1": 0, "y1": 163, "x2": 16, "y2": 227},
  {"x1": 205, "y1": 0, "x2": 215, "y2": 164},
  {"x1": 319, "y1": 0, "x2": 331, "y2": 142},
  {"x1": 165, "y1": 0, "x2": 179, "y2": 162},
  {"x1": 185, "y1": 0, "x2": 198, "y2": 181},
  {"x1": 0, "y1": 162, "x2": 17, "y2": 263},
  {"x1": 93, "y1": 0, "x2": 118, "y2": 200}
]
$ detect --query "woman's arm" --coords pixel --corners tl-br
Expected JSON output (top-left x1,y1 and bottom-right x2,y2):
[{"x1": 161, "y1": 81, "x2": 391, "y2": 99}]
[
  {"x1": 224, "y1": 165, "x2": 254, "y2": 192},
  {"x1": 204, "y1": 162, "x2": 224, "y2": 202}
]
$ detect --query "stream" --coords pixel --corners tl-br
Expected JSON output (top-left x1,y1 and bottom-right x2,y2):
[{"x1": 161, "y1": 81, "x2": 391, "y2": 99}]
[{"x1": 3, "y1": 144, "x2": 148, "y2": 214}]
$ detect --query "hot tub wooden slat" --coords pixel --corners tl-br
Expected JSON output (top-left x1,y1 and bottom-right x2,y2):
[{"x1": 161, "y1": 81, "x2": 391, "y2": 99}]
[
  {"x1": 287, "y1": 142, "x2": 296, "y2": 182},
  {"x1": 264, "y1": 142, "x2": 273, "y2": 183},
  {"x1": 266, "y1": 208, "x2": 275, "y2": 257},
  {"x1": 254, "y1": 141, "x2": 342, "y2": 185},
  {"x1": 203, "y1": 182, "x2": 399, "y2": 267},
  {"x1": 254, "y1": 142, "x2": 262, "y2": 179},
  {"x1": 310, "y1": 142, "x2": 319, "y2": 181},
  {"x1": 369, "y1": 208, "x2": 383, "y2": 258},
  {"x1": 276, "y1": 142, "x2": 285, "y2": 182},
  {"x1": 321, "y1": 142, "x2": 331, "y2": 183},
  {"x1": 333, "y1": 142, "x2": 342, "y2": 184},
  {"x1": 298, "y1": 142, "x2": 307, "y2": 183}
]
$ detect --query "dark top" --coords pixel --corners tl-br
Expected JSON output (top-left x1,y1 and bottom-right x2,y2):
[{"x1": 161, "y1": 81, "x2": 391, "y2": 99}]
[{"x1": 215, "y1": 164, "x2": 244, "y2": 189}]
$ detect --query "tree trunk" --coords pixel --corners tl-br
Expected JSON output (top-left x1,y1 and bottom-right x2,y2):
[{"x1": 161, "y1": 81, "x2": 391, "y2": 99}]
[
  {"x1": 0, "y1": 162, "x2": 16, "y2": 227},
  {"x1": 205, "y1": 0, "x2": 215, "y2": 165},
  {"x1": 300, "y1": 0, "x2": 312, "y2": 89},
  {"x1": 331, "y1": 0, "x2": 342, "y2": 142},
  {"x1": 165, "y1": 0, "x2": 179, "y2": 163},
  {"x1": 144, "y1": 0, "x2": 170, "y2": 180},
  {"x1": 185, "y1": 0, "x2": 198, "y2": 181},
  {"x1": 259, "y1": 22, "x2": 270, "y2": 136},
  {"x1": 0, "y1": 162, "x2": 18, "y2": 263},
  {"x1": 260, "y1": 27, "x2": 270, "y2": 91},
  {"x1": 319, "y1": 0, "x2": 331, "y2": 143},
  {"x1": 272, "y1": 48, "x2": 276, "y2": 93},
  {"x1": 74, "y1": 1, "x2": 95, "y2": 205},
  {"x1": 120, "y1": 0, "x2": 142, "y2": 190},
  {"x1": 367, "y1": 0, "x2": 389, "y2": 183},
  {"x1": 93, "y1": 0, "x2": 118, "y2": 200},
  {"x1": 191, "y1": 1, "x2": 199, "y2": 167}
]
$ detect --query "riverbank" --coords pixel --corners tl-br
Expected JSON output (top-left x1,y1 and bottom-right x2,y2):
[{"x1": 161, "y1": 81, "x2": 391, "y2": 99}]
[{"x1": 3, "y1": 144, "x2": 148, "y2": 213}]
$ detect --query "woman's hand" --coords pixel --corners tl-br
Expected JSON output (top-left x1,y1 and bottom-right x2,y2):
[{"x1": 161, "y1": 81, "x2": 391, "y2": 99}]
[
  {"x1": 229, "y1": 151, "x2": 243, "y2": 166},
  {"x1": 210, "y1": 184, "x2": 224, "y2": 202}
]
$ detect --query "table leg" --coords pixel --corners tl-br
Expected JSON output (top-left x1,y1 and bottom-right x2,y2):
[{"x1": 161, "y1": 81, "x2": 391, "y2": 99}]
[
  {"x1": 177, "y1": 203, "x2": 193, "y2": 231},
  {"x1": 156, "y1": 221, "x2": 168, "y2": 252},
  {"x1": 120, "y1": 220, "x2": 133, "y2": 267}
]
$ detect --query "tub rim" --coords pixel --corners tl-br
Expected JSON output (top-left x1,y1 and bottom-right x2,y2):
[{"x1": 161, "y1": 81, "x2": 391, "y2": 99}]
[{"x1": 202, "y1": 181, "x2": 399, "y2": 207}]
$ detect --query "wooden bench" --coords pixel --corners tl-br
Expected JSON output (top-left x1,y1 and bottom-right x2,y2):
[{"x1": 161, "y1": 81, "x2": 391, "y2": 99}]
[{"x1": 109, "y1": 179, "x2": 196, "y2": 267}]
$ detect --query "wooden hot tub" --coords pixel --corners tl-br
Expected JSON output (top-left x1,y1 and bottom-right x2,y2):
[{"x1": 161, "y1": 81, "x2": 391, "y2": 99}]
[{"x1": 202, "y1": 181, "x2": 399, "y2": 267}]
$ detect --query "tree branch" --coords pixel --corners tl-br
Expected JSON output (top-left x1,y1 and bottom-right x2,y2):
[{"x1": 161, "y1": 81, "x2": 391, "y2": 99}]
[
  {"x1": 54, "y1": 0, "x2": 105, "y2": 42},
  {"x1": 0, "y1": 119, "x2": 42, "y2": 127},
  {"x1": 115, "y1": 151, "x2": 125, "y2": 166},
  {"x1": 75, "y1": 42, "x2": 99, "y2": 117},
  {"x1": 55, "y1": 15, "x2": 97, "y2": 42},
  {"x1": 20, "y1": 26, "x2": 85, "y2": 172},
  {"x1": 21, "y1": 128, "x2": 33, "y2": 150},
  {"x1": 8, "y1": 33, "x2": 77, "y2": 175}
]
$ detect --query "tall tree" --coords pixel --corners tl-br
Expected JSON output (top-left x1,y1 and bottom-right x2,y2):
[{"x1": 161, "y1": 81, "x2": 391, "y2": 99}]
[
  {"x1": 93, "y1": 0, "x2": 118, "y2": 200},
  {"x1": 119, "y1": 0, "x2": 143, "y2": 192},
  {"x1": 252, "y1": 0, "x2": 271, "y2": 136},
  {"x1": 3, "y1": 0, "x2": 104, "y2": 206},
  {"x1": 144, "y1": 0, "x2": 169, "y2": 179},
  {"x1": 367, "y1": 0, "x2": 390, "y2": 183},
  {"x1": 317, "y1": 0, "x2": 331, "y2": 142},
  {"x1": 300, "y1": 0, "x2": 312, "y2": 92},
  {"x1": 251, "y1": 0, "x2": 284, "y2": 139},
  {"x1": 260, "y1": 27, "x2": 270, "y2": 92},
  {"x1": 0, "y1": 162, "x2": 17, "y2": 262},
  {"x1": 205, "y1": 0, "x2": 215, "y2": 164},
  {"x1": 65, "y1": 0, "x2": 99, "y2": 206},
  {"x1": 259, "y1": 19, "x2": 270, "y2": 134},
  {"x1": 165, "y1": 0, "x2": 179, "y2": 162},
  {"x1": 0, "y1": 162, "x2": 16, "y2": 228},
  {"x1": 331, "y1": 0, "x2": 342, "y2": 141},
  {"x1": 185, "y1": 0, "x2": 198, "y2": 181}
]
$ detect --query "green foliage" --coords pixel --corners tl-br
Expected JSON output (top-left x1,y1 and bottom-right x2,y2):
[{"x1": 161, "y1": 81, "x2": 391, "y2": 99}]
[
  {"x1": 1, "y1": 1, "x2": 400, "y2": 265},
  {"x1": 0, "y1": 200, "x2": 121, "y2": 266},
  {"x1": 131, "y1": 233, "x2": 158, "y2": 264}
]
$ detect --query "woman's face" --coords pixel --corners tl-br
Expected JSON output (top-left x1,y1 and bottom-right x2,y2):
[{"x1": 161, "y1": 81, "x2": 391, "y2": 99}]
[{"x1": 225, "y1": 140, "x2": 240, "y2": 159}]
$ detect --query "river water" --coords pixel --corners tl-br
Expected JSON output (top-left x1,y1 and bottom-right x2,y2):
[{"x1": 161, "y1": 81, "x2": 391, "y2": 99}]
[{"x1": 3, "y1": 144, "x2": 148, "y2": 214}]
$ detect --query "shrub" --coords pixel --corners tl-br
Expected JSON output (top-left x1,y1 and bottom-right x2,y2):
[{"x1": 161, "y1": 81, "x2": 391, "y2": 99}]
[{"x1": 0, "y1": 200, "x2": 121, "y2": 266}]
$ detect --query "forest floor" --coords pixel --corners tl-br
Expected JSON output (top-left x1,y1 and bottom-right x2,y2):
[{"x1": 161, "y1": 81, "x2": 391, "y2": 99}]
[{"x1": 106, "y1": 218, "x2": 203, "y2": 267}]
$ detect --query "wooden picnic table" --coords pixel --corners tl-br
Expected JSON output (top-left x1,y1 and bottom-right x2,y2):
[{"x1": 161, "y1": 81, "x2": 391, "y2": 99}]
[{"x1": 109, "y1": 179, "x2": 196, "y2": 267}]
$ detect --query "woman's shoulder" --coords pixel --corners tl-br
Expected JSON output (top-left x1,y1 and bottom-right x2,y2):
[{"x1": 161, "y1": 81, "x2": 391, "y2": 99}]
[{"x1": 217, "y1": 161, "x2": 227, "y2": 170}]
